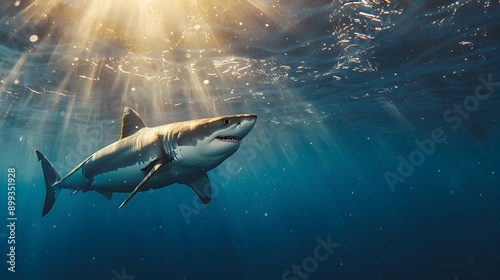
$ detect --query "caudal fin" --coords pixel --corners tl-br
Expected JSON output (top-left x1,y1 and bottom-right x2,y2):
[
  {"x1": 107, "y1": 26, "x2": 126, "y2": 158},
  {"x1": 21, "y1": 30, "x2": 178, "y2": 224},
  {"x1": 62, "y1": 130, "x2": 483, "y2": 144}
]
[{"x1": 34, "y1": 150, "x2": 61, "y2": 217}]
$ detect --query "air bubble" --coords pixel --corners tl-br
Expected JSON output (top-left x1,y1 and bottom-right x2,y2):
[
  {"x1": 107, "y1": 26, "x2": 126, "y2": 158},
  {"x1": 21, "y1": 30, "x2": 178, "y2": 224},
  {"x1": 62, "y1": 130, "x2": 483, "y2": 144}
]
[{"x1": 29, "y1": 35, "x2": 39, "y2": 42}]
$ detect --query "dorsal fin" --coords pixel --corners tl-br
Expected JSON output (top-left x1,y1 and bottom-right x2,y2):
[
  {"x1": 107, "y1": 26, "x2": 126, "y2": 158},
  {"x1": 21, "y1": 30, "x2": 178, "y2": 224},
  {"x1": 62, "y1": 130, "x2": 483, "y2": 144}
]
[{"x1": 120, "y1": 107, "x2": 147, "y2": 140}]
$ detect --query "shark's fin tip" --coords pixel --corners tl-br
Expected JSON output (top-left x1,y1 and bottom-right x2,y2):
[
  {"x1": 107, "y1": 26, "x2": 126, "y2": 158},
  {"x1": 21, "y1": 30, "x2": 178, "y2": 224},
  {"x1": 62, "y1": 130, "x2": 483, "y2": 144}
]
[
  {"x1": 96, "y1": 190, "x2": 113, "y2": 200},
  {"x1": 120, "y1": 107, "x2": 147, "y2": 140},
  {"x1": 181, "y1": 173, "x2": 212, "y2": 205}
]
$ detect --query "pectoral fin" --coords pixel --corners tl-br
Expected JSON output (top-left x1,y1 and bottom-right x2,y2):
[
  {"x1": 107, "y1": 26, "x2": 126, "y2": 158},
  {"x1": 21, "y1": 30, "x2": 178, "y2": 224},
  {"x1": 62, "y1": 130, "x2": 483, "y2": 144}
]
[
  {"x1": 181, "y1": 173, "x2": 211, "y2": 204},
  {"x1": 118, "y1": 161, "x2": 165, "y2": 209},
  {"x1": 96, "y1": 190, "x2": 113, "y2": 200}
]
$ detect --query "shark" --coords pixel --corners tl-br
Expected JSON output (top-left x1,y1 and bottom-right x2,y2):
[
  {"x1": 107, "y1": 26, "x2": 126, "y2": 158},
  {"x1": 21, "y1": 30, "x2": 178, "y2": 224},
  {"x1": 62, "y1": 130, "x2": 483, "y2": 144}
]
[{"x1": 35, "y1": 107, "x2": 257, "y2": 217}]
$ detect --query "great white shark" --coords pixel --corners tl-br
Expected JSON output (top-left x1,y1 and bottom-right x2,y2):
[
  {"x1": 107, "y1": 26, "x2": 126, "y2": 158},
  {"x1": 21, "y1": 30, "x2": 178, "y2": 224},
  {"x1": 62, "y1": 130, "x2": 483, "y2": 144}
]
[{"x1": 35, "y1": 107, "x2": 257, "y2": 217}]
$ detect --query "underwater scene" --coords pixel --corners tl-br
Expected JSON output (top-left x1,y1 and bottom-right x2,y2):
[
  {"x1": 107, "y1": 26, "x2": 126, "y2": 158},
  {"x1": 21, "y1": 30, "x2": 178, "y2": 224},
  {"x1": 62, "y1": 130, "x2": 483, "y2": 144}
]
[{"x1": 1, "y1": 0, "x2": 499, "y2": 279}]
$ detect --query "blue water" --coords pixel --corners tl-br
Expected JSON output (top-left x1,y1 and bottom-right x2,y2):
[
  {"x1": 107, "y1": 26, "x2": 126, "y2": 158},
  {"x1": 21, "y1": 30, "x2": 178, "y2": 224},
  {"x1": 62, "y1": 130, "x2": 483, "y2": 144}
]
[{"x1": 1, "y1": 0, "x2": 500, "y2": 279}]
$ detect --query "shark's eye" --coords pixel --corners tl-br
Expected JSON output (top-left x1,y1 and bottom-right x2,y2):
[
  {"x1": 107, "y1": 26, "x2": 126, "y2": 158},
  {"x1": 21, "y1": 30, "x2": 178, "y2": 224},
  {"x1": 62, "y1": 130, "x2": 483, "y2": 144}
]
[{"x1": 224, "y1": 119, "x2": 230, "y2": 124}]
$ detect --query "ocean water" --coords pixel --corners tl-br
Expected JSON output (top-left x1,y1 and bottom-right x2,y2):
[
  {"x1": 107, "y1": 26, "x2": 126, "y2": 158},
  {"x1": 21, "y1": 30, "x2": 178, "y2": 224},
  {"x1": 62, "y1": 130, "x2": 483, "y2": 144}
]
[{"x1": 1, "y1": 0, "x2": 499, "y2": 279}]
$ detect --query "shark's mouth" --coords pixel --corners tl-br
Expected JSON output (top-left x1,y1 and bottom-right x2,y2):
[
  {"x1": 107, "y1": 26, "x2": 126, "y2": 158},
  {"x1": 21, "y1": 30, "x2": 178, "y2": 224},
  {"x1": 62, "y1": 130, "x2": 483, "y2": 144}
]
[{"x1": 216, "y1": 136, "x2": 242, "y2": 143}]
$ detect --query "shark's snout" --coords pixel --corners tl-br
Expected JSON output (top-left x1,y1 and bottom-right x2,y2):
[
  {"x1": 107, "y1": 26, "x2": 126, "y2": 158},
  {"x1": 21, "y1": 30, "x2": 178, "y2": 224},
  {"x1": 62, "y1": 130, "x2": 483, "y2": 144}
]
[{"x1": 220, "y1": 114, "x2": 256, "y2": 141}]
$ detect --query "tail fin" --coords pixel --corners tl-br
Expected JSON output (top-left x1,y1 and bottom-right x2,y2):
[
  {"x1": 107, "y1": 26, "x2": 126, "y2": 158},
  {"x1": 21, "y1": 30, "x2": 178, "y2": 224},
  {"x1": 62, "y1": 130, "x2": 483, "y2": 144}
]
[{"x1": 34, "y1": 150, "x2": 61, "y2": 217}]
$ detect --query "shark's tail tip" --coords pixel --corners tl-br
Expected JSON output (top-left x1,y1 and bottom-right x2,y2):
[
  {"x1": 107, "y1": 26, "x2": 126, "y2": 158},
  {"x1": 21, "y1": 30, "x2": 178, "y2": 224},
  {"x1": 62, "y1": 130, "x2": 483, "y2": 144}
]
[{"x1": 35, "y1": 150, "x2": 61, "y2": 217}]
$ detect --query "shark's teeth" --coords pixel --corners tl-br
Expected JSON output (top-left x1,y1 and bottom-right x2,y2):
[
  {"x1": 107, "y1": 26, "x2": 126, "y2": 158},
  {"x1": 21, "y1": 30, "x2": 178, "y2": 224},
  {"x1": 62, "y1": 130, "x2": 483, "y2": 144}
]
[{"x1": 216, "y1": 136, "x2": 242, "y2": 143}]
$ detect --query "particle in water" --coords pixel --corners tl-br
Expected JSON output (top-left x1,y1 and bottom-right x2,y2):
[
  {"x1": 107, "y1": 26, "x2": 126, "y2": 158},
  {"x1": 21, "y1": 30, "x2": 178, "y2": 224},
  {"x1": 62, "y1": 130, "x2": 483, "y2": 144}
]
[
  {"x1": 203, "y1": 79, "x2": 209, "y2": 85},
  {"x1": 29, "y1": 35, "x2": 38, "y2": 42}
]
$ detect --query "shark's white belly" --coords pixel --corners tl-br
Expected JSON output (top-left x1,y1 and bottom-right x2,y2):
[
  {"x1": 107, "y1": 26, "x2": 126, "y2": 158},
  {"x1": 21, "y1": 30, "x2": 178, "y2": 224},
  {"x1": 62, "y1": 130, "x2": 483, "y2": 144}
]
[
  {"x1": 90, "y1": 162, "x2": 204, "y2": 193},
  {"x1": 91, "y1": 162, "x2": 163, "y2": 192},
  {"x1": 56, "y1": 155, "x2": 210, "y2": 193}
]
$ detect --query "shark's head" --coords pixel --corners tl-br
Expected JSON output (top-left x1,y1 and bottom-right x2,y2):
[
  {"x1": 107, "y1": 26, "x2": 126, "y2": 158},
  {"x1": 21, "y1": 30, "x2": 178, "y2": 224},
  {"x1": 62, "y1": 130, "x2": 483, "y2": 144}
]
[{"x1": 167, "y1": 114, "x2": 257, "y2": 169}]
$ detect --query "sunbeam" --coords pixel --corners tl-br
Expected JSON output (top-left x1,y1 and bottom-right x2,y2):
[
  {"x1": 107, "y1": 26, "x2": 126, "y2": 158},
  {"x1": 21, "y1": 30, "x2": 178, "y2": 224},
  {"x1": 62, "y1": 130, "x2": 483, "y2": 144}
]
[
  {"x1": 10, "y1": 0, "x2": 289, "y2": 117},
  {"x1": 0, "y1": 0, "x2": 404, "y2": 185}
]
